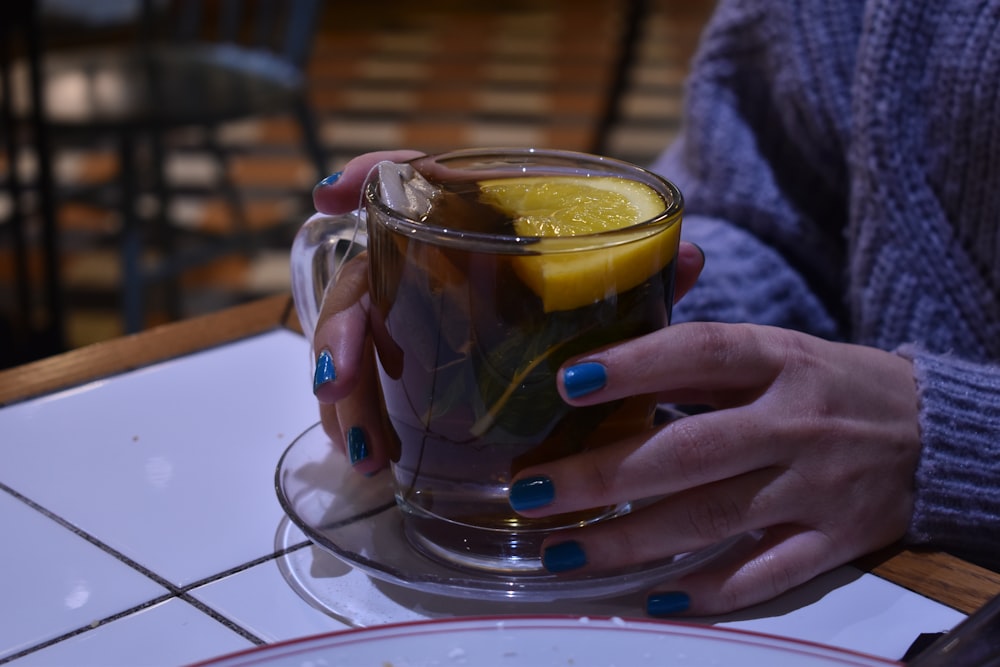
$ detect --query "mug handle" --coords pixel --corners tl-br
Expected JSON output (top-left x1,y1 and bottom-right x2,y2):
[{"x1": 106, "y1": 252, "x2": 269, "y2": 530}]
[{"x1": 290, "y1": 211, "x2": 367, "y2": 343}]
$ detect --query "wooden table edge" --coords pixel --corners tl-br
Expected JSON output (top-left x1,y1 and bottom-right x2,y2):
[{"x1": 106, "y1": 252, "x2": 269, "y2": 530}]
[
  {"x1": 1, "y1": 295, "x2": 996, "y2": 615},
  {"x1": 0, "y1": 294, "x2": 302, "y2": 407},
  {"x1": 855, "y1": 547, "x2": 1000, "y2": 615}
]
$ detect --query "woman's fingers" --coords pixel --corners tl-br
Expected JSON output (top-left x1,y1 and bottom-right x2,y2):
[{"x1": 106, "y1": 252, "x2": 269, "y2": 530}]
[
  {"x1": 511, "y1": 321, "x2": 920, "y2": 615},
  {"x1": 542, "y1": 465, "x2": 797, "y2": 566},
  {"x1": 311, "y1": 150, "x2": 423, "y2": 470},
  {"x1": 313, "y1": 253, "x2": 371, "y2": 398},
  {"x1": 558, "y1": 322, "x2": 788, "y2": 408},
  {"x1": 672, "y1": 241, "x2": 705, "y2": 304},
  {"x1": 313, "y1": 150, "x2": 425, "y2": 214},
  {"x1": 334, "y1": 337, "x2": 391, "y2": 474},
  {"x1": 318, "y1": 402, "x2": 342, "y2": 453},
  {"x1": 512, "y1": 409, "x2": 779, "y2": 518},
  {"x1": 647, "y1": 525, "x2": 842, "y2": 616},
  {"x1": 311, "y1": 253, "x2": 391, "y2": 473},
  {"x1": 316, "y1": 344, "x2": 390, "y2": 474}
]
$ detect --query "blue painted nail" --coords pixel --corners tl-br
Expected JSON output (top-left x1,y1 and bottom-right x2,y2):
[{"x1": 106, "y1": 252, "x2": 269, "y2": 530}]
[
  {"x1": 509, "y1": 475, "x2": 554, "y2": 511},
  {"x1": 347, "y1": 426, "x2": 369, "y2": 465},
  {"x1": 543, "y1": 541, "x2": 587, "y2": 573},
  {"x1": 646, "y1": 591, "x2": 691, "y2": 617},
  {"x1": 317, "y1": 170, "x2": 343, "y2": 187},
  {"x1": 563, "y1": 362, "x2": 607, "y2": 399},
  {"x1": 313, "y1": 349, "x2": 335, "y2": 394}
]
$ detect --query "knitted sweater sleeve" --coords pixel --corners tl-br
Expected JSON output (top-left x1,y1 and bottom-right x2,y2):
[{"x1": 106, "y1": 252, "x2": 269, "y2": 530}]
[
  {"x1": 897, "y1": 346, "x2": 1000, "y2": 569},
  {"x1": 848, "y1": 0, "x2": 1000, "y2": 568},
  {"x1": 655, "y1": 0, "x2": 1000, "y2": 570},
  {"x1": 648, "y1": 0, "x2": 859, "y2": 341},
  {"x1": 655, "y1": 141, "x2": 842, "y2": 339}
]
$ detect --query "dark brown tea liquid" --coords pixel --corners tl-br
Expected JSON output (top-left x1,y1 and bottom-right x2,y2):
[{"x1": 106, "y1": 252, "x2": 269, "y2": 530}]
[{"x1": 367, "y1": 167, "x2": 677, "y2": 573}]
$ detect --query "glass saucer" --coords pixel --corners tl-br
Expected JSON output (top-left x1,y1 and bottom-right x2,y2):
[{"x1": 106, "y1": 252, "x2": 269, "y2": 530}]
[{"x1": 275, "y1": 422, "x2": 744, "y2": 602}]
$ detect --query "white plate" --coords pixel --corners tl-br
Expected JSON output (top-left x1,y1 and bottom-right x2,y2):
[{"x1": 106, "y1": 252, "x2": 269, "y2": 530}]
[
  {"x1": 191, "y1": 616, "x2": 900, "y2": 666},
  {"x1": 275, "y1": 422, "x2": 746, "y2": 601}
]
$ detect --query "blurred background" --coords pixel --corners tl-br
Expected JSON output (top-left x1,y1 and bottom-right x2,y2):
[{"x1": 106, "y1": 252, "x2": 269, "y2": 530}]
[{"x1": 0, "y1": 0, "x2": 716, "y2": 369}]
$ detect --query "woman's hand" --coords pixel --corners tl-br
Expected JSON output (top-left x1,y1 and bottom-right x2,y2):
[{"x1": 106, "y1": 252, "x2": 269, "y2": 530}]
[
  {"x1": 509, "y1": 323, "x2": 922, "y2": 616},
  {"x1": 309, "y1": 151, "x2": 423, "y2": 475},
  {"x1": 307, "y1": 150, "x2": 707, "y2": 476}
]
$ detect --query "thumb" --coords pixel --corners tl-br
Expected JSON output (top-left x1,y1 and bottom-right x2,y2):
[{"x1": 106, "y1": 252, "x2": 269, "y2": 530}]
[{"x1": 313, "y1": 150, "x2": 425, "y2": 214}]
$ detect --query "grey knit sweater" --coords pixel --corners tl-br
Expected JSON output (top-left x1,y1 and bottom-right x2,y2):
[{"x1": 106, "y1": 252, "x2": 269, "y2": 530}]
[{"x1": 653, "y1": 0, "x2": 1000, "y2": 569}]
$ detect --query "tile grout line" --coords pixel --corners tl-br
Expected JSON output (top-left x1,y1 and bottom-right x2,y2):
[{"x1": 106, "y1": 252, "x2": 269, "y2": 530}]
[
  {"x1": 178, "y1": 540, "x2": 312, "y2": 594},
  {"x1": 0, "y1": 542, "x2": 318, "y2": 664},
  {"x1": 0, "y1": 481, "x2": 279, "y2": 660},
  {"x1": 0, "y1": 593, "x2": 179, "y2": 665},
  {"x1": 0, "y1": 481, "x2": 181, "y2": 590}
]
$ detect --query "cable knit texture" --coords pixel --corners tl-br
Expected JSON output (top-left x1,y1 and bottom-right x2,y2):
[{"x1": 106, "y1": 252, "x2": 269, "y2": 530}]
[{"x1": 652, "y1": 0, "x2": 1000, "y2": 569}]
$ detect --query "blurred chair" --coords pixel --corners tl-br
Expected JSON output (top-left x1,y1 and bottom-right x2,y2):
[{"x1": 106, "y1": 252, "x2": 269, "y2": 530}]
[
  {"x1": 9, "y1": 0, "x2": 327, "y2": 333},
  {"x1": 591, "y1": 0, "x2": 649, "y2": 156},
  {"x1": 0, "y1": 0, "x2": 64, "y2": 367}
]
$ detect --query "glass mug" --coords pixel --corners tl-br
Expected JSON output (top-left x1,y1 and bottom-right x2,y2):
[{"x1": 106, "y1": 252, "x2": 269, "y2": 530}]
[{"x1": 291, "y1": 148, "x2": 683, "y2": 574}]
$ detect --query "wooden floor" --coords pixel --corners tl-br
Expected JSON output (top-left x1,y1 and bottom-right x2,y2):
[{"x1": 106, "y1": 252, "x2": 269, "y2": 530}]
[{"x1": 1, "y1": 0, "x2": 716, "y2": 363}]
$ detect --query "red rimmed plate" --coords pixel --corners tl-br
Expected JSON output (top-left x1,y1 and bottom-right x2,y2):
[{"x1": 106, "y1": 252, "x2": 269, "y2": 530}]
[{"x1": 191, "y1": 616, "x2": 899, "y2": 666}]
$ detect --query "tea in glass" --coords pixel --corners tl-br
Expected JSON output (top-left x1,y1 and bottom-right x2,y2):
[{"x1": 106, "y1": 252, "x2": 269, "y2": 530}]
[{"x1": 362, "y1": 149, "x2": 683, "y2": 573}]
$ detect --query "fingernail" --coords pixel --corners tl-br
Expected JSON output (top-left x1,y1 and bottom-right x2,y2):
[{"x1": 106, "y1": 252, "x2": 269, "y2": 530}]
[
  {"x1": 509, "y1": 475, "x2": 554, "y2": 511},
  {"x1": 563, "y1": 362, "x2": 607, "y2": 399},
  {"x1": 543, "y1": 541, "x2": 587, "y2": 572},
  {"x1": 317, "y1": 170, "x2": 343, "y2": 187},
  {"x1": 313, "y1": 349, "x2": 335, "y2": 394},
  {"x1": 646, "y1": 591, "x2": 691, "y2": 617},
  {"x1": 347, "y1": 426, "x2": 369, "y2": 465}
]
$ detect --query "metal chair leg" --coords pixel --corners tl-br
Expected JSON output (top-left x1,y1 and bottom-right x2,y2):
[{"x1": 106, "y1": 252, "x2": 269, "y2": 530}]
[
  {"x1": 590, "y1": 0, "x2": 649, "y2": 156},
  {"x1": 118, "y1": 134, "x2": 144, "y2": 334},
  {"x1": 294, "y1": 97, "x2": 328, "y2": 180}
]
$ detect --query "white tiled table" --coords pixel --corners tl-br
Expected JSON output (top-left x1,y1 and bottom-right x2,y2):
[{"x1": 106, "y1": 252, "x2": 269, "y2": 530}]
[{"x1": 0, "y1": 297, "x2": 994, "y2": 666}]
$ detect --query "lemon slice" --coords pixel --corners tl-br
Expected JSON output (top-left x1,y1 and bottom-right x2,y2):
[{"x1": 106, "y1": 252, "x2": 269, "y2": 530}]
[{"x1": 478, "y1": 175, "x2": 680, "y2": 312}]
